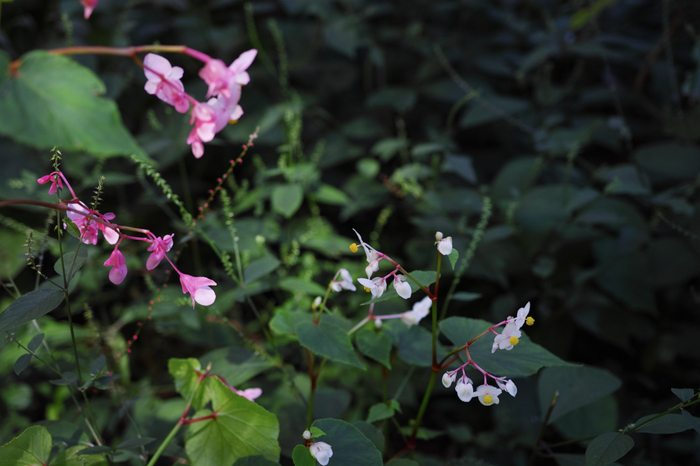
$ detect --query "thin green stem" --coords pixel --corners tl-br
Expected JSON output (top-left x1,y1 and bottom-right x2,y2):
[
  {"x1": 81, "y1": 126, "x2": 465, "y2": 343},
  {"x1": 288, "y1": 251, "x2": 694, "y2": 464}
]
[
  {"x1": 305, "y1": 349, "x2": 316, "y2": 429},
  {"x1": 410, "y1": 370, "x2": 437, "y2": 441},
  {"x1": 146, "y1": 367, "x2": 209, "y2": 466}
]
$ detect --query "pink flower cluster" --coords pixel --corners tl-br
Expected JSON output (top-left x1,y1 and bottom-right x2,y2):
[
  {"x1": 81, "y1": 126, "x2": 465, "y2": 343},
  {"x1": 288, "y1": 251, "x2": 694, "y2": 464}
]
[
  {"x1": 38, "y1": 171, "x2": 217, "y2": 308},
  {"x1": 142, "y1": 49, "x2": 257, "y2": 159}
]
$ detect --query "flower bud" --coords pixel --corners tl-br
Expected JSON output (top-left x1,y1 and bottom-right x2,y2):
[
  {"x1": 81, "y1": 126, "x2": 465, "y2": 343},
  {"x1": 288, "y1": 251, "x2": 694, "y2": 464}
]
[
  {"x1": 442, "y1": 372, "x2": 456, "y2": 388},
  {"x1": 435, "y1": 231, "x2": 444, "y2": 241},
  {"x1": 374, "y1": 318, "x2": 383, "y2": 329},
  {"x1": 302, "y1": 430, "x2": 311, "y2": 440}
]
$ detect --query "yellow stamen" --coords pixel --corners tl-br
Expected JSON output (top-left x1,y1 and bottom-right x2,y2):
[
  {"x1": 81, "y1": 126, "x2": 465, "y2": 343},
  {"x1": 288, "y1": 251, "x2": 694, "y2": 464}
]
[
  {"x1": 350, "y1": 243, "x2": 359, "y2": 253},
  {"x1": 526, "y1": 316, "x2": 535, "y2": 326},
  {"x1": 509, "y1": 336, "x2": 519, "y2": 346},
  {"x1": 484, "y1": 395, "x2": 493, "y2": 405},
  {"x1": 363, "y1": 286, "x2": 371, "y2": 293}
]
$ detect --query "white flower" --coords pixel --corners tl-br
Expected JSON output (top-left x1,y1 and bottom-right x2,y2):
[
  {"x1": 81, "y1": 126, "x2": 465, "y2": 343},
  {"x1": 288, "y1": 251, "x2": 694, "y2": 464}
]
[
  {"x1": 436, "y1": 233, "x2": 453, "y2": 256},
  {"x1": 365, "y1": 252, "x2": 380, "y2": 278},
  {"x1": 357, "y1": 277, "x2": 387, "y2": 298},
  {"x1": 442, "y1": 372, "x2": 456, "y2": 388},
  {"x1": 353, "y1": 229, "x2": 382, "y2": 278},
  {"x1": 393, "y1": 274, "x2": 412, "y2": 299},
  {"x1": 512, "y1": 302, "x2": 531, "y2": 329},
  {"x1": 400, "y1": 296, "x2": 432, "y2": 326},
  {"x1": 496, "y1": 379, "x2": 517, "y2": 397},
  {"x1": 302, "y1": 430, "x2": 312, "y2": 440},
  {"x1": 491, "y1": 322, "x2": 521, "y2": 353},
  {"x1": 475, "y1": 384, "x2": 502, "y2": 406},
  {"x1": 331, "y1": 268, "x2": 356, "y2": 292},
  {"x1": 455, "y1": 376, "x2": 474, "y2": 402},
  {"x1": 310, "y1": 441, "x2": 333, "y2": 466}
]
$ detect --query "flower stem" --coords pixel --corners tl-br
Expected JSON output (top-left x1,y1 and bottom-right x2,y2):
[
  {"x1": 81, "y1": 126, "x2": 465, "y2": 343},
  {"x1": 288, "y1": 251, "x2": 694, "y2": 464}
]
[
  {"x1": 410, "y1": 370, "x2": 437, "y2": 441},
  {"x1": 146, "y1": 366, "x2": 209, "y2": 466}
]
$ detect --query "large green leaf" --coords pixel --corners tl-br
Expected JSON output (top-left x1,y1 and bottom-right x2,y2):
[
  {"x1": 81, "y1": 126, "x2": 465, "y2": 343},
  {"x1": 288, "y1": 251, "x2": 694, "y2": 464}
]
[
  {"x1": 51, "y1": 445, "x2": 109, "y2": 465},
  {"x1": 53, "y1": 248, "x2": 88, "y2": 280},
  {"x1": 0, "y1": 51, "x2": 144, "y2": 158},
  {"x1": 185, "y1": 377, "x2": 280, "y2": 466},
  {"x1": 0, "y1": 425, "x2": 51, "y2": 465},
  {"x1": 355, "y1": 328, "x2": 392, "y2": 368},
  {"x1": 271, "y1": 184, "x2": 304, "y2": 218},
  {"x1": 243, "y1": 256, "x2": 281, "y2": 284},
  {"x1": 634, "y1": 413, "x2": 696, "y2": 434},
  {"x1": 0, "y1": 289, "x2": 65, "y2": 333},
  {"x1": 585, "y1": 432, "x2": 633, "y2": 466},
  {"x1": 538, "y1": 366, "x2": 621, "y2": 423},
  {"x1": 440, "y1": 317, "x2": 574, "y2": 377},
  {"x1": 634, "y1": 143, "x2": 700, "y2": 181},
  {"x1": 296, "y1": 321, "x2": 365, "y2": 369},
  {"x1": 311, "y1": 419, "x2": 382, "y2": 466}
]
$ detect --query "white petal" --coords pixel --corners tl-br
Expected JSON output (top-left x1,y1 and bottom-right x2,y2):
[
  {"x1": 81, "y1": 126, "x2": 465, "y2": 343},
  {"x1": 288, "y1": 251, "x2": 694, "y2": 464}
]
[{"x1": 194, "y1": 286, "x2": 216, "y2": 306}]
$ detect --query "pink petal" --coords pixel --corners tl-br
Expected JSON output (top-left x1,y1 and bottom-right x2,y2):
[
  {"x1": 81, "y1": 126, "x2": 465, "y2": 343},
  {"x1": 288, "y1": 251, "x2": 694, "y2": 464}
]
[{"x1": 143, "y1": 54, "x2": 172, "y2": 82}]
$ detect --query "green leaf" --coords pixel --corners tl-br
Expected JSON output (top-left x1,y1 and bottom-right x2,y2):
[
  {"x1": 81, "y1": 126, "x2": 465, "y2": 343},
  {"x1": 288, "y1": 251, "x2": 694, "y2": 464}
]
[
  {"x1": 272, "y1": 184, "x2": 304, "y2": 218},
  {"x1": 168, "y1": 358, "x2": 208, "y2": 409},
  {"x1": 0, "y1": 425, "x2": 51, "y2": 465},
  {"x1": 311, "y1": 419, "x2": 382, "y2": 466},
  {"x1": 362, "y1": 270, "x2": 436, "y2": 305},
  {"x1": 386, "y1": 460, "x2": 420, "y2": 466},
  {"x1": 448, "y1": 248, "x2": 459, "y2": 270},
  {"x1": 244, "y1": 256, "x2": 281, "y2": 284},
  {"x1": 681, "y1": 409, "x2": 700, "y2": 434},
  {"x1": 585, "y1": 433, "x2": 633, "y2": 466},
  {"x1": 13, "y1": 353, "x2": 32, "y2": 375},
  {"x1": 90, "y1": 354, "x2": 106, "y2": 376},
  {"x1": 27, "y1": 333, "x2": 45, "y2": 352},
  {"x1": 0, "y1": 51, "x2": 144, "y2": 158},
  {"x1": 279, "y1": 277, "x2": 327, "y2": 296},
  {"x1": 634, "y1": 143, "x2": 700, "y2": 181},
  {"x1": 296, "y1": 321, "x2": 365, "y2": 369},
  {"x1": 309, "y1": 427, "x2": 326, "y2": 438},
  {"x1": 634, "y1": 414, "x2": 694, "y2": 434},
  {"x1": 382, "y1": 320, "x2": 444, "y2": 367},
  {"x1": 292, "y1": 445, "x2": 316, "y2": 466},
  {"x1": 351, "y1": 421, "x2": 385, "y2": 452},
  {"x1": 440, "y1": 317, "x2": 575, "y2": 377},
  {"x1": 443, "y1": 154, "x2": 476, "y2": 183},
  {"x1": 671, "y1": 388, "x2": 694, "y2": 402},
  {"x1": 233, "y1": 456, "x2": 280, "y2": 466},
  {"x1": 538, "y1": 366, "x2": 621, "y2": 423},
  {"x1": 355, "y1": 328, "x2": 392, "y2": 368},
  {"x1": 199, "y1": 347, "x2": 275, "y2": 387},
  {"x1": 366, "y1": 401, "x2": 399, "y2": 423},
  {"x1": 53, "y1": 248, "x2": 88, "y2": 280},
  {"x1": 184, "y1": 377, "x2": 280, "y2": 466},
  {"x1": 115, "y1": 437, "x2": 156, "y2": 450},
  {"x1": 76, "y1": 446, "x2": 112, "y2": 455},
  {"x1": 51, "y1": 445, "x2": 109, "y2": 465},
  {"x1": 0, "y1": 289, "x2": 65, "y2": 333},
  {"x1": 313, "y1": 184, "x2": 350, "y2": 205},
  {"x1": 460, "y1": 95, "x2": 530, "y2": 128}
]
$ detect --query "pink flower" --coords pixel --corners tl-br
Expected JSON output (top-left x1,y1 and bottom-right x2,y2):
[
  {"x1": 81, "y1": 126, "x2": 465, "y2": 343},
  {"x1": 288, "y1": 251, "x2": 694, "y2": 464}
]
[
  {"x1": 143, "y1": 54, "x2": 190, "y2": 114},
  {"x1": 146, "y1": 234, "x2": 174, "y2": 270},
  {"x1": 235, "y1": 387, "x2": 262, "y2": 401},
  {"x1": 37, "y1": 173, "x2": 63, "y2": 195},
  {"x1": 65, "y1": 202, "x2": 119, "y2": 245},
  {"x1": 104, "y1": 248, "x2": 127, "y2": 285},
  {"x1": 199, "y1": 49, "x2": 257, "y2": 98},
  {"x1": 80, "y1": 0, "x2": 99, "y2": 19},
  {"x1": 186, "y1": 92, "x2": 242, "y2": 158},
  {"x1": 179, "y1": 273, "x2": 217, "y2": 308}
]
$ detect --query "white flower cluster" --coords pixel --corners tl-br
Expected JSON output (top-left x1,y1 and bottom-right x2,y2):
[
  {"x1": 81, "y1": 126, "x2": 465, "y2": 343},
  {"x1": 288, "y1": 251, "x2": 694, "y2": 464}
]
[
  {"x1": 491, "y1": 302, "x2": 532, "y2": 353},
  {"x1": 353, "y1": 229, "x2": 412, "y2": 300},
  {"x1": 442, "y1": 372, "x2": 517, "y2": 406}
]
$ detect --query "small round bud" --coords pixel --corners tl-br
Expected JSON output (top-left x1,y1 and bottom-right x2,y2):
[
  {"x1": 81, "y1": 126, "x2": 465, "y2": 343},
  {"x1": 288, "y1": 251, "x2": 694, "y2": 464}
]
[
  {"x1": 374, "y1": 319, "x2": 383, "y2": 329},
  {"x1": 435, "y1": 231, "x2": 443, "y2": 241},
  {"x1": 442, "y1": 372, "x2": 455, "y2": 388},
  {"x1": 302, "y1": 430, "x2": 311, "y2": 440},
  {"x1": 312, "y1": 297, "x2": 322, "y2": 310}
]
